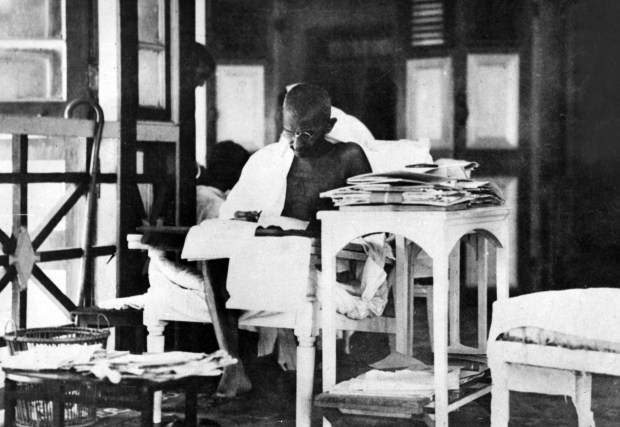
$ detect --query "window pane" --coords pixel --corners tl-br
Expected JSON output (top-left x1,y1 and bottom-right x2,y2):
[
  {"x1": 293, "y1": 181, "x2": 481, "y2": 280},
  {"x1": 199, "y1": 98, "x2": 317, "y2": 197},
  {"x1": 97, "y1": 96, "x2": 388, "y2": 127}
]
[
  {"x1": 406, "y1": 58, "x2": 453, "y2": 150},
  {"x1": 0, "y1": 0, "x2": 62, "y2": 39},
  {"x1": 0, "y1": 274, "x2": 12, "y2": 333},
  {"x1": 0, "y1": 136, "x2": 10, "y2": 172},
  {"x1": 95, "y1": 256, "x2": 117, "y2": 302},
  {"x1": 466, "y1": 54, "x2": 520, "y2": 149},
  {"x1": 29, "y1": 183, "x2": 69, "y2": 239},
  {"x1": 0, "y1": 48, "x2": 63, "y2": 101},
  {"x1": 138, "y1": 0, "x2": 160, "y2": 43},
  {"x1": 95, "y1": 183, "x2": 117, "y2": 246},
  {"x1": 28, "y1": 136, "x2": 86, "y2": 173},
  {"x1": 99, "y1": 138, "x2": 118, "y2": 174},
  {"x1": 28, "y1": 262, "x2": 75, "y2": 327},
  {"x1": 216, "y1": 65, "x2": 265, "y2": 152},
  {"x1": 0, "y1": 184, "x2": 11, "y2": 235},
  {"x1": 31, "y1": 183, "x2": 84, "y2": 251},
  {"x1": 139, "y1": 48, "x2": 165, "y2": 108}
]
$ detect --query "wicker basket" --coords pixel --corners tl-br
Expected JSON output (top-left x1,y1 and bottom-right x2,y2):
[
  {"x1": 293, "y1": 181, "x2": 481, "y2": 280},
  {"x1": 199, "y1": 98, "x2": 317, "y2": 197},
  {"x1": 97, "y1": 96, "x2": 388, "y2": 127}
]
[
  {"x1": 5, "y1": 325, "x2": 110, "y2": 354},
  {"x1": 4, "y1": 323, "x2": 110, "y2": 427}
]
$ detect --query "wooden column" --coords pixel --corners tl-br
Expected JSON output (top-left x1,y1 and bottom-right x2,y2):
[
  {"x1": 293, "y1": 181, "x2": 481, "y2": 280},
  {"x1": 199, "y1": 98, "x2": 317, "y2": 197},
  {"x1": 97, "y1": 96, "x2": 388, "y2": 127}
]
[
  {"x1": 99, "y1": 0, "x2": 139, "y2": 297},
  {"x1": 172, "y1": 0, "x2": 197, "y2": 227},
  {"x1": 117, "y1": 0, "x2": 139, "y2": 295},
  {"x1": 11, "y1": 134, "x2": 28, "y2": 327}
]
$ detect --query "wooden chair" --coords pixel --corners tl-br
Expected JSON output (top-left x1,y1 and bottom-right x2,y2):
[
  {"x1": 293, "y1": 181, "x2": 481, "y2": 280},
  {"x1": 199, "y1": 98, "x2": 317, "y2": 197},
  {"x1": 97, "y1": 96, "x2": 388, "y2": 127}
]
[{"x1": 138, "y1": 235, "x2": 412, "y2": 427}]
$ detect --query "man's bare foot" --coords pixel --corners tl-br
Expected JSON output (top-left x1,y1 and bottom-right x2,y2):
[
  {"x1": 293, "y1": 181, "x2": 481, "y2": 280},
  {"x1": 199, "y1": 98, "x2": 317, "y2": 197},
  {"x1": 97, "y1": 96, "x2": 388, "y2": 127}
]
[{"x1": 214, "y1": 361, "x2": 252, "y2": 398}]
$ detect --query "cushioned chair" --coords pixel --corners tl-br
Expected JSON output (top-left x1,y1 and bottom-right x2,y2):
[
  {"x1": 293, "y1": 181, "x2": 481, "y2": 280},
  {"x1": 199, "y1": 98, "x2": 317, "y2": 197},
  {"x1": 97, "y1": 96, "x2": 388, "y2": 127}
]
[{"x1": 488, "y1": 288, "x2": 620, "y2": 427}]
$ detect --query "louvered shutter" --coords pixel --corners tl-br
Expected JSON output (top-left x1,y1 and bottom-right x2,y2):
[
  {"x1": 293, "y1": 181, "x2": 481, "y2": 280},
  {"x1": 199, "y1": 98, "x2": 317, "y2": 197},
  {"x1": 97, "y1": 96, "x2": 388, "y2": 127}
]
[{"x1": 410, "y1": 0, "x2": 446, "y2": 47}]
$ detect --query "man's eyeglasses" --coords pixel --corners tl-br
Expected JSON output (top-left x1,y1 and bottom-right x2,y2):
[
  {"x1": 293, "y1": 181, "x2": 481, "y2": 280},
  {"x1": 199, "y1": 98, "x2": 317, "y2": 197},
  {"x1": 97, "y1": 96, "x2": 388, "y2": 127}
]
[{"x1": 282, "y1": 128, "x2": 316, "y2": 143}]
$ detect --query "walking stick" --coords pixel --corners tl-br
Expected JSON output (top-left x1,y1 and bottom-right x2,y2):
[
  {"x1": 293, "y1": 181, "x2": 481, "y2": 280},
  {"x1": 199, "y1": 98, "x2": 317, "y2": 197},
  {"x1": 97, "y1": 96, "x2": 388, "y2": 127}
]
[{"x1": 64, "y1": 99, "x2": 105, "y2": 308}]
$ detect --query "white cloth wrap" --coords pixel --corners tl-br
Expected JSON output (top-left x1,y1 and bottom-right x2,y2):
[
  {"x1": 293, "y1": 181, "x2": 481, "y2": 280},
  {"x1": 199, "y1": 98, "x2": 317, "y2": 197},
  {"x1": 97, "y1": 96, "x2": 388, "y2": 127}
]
[
  {"x1": 104, "y1": 233, "x2": 393, "y2": 327},
  {"x1": 196, "y1": 185, "x2": 226, "y2": 223},
  {"x1": 181, "y1": 220, "x2": 393, "y2": 320},
  {"x1": 218, "y1": 141, "x2": 292, "y2": 220},
  {"x1": 139, "y1": 249, "x2": 292, "y2": 329}
]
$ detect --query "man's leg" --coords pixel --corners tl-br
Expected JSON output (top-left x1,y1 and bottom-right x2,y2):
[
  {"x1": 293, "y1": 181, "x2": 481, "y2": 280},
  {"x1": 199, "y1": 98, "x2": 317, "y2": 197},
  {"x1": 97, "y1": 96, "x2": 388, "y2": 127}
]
[{"x1": 201, "y1": 259, "x2": 251, "y2": 397}]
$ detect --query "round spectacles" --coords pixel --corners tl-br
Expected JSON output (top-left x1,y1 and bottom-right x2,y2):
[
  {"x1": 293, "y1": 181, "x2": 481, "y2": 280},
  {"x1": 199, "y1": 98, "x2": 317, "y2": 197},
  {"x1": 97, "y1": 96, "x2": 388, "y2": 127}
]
[{"x1": 282, "y1": 128, "x2": 316, "y2": 143}]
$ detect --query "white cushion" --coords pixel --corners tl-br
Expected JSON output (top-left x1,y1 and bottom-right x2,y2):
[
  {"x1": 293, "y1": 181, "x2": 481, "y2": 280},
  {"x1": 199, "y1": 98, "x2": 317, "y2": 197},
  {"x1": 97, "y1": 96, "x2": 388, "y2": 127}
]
[{"x1": 363, "y1": 139, "x2": 433, "y2": 173}]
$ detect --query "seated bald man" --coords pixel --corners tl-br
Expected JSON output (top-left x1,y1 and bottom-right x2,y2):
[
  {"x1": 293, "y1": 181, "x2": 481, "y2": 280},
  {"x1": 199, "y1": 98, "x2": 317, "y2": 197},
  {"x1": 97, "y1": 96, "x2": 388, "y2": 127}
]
[{"x1": 210, "y1": 83, "x2": 372, "y2": 397}]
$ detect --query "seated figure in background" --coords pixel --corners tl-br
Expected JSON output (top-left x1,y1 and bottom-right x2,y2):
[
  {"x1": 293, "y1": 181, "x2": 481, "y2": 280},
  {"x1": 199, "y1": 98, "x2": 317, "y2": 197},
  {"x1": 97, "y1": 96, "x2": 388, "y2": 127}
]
[
  {"x1": 211, "y1": 83, "x2": 373, "y2": 396},
  {"x1": 195, "y1": 140, "x2": 249, "y2": 222}
]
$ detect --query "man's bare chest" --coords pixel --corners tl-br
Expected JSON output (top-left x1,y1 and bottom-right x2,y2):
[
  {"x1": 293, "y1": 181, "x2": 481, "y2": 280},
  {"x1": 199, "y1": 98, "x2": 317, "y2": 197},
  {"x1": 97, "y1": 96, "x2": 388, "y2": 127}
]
[{"x1": 287, "y1": 158, "x2": 347, "y2": 195}]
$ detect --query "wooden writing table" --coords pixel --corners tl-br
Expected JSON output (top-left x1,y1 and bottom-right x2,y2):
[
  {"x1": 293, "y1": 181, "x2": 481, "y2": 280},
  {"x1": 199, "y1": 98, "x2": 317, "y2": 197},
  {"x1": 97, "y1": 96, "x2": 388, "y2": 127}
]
[{"x1": 317, "y1": 205, "x2": 511, "y2": 426}]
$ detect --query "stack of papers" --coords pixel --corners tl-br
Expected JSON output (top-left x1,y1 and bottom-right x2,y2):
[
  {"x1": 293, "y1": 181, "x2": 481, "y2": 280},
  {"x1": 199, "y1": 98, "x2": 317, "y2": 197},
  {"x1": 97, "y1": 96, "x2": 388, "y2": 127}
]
[
  {"x1": 321, "y1": 159, "x2": 504, "y2": 210},
  {"x1": 329, "y1": 352, "x2": 488, "y2": 398},
  {"x1": 82, "y1": 350, "x2": 237, "y2": 381},
  {"x1": 331, "y1": 367, "x2": 461, "y2": 397},
  {"x1": 2, "y1": 348, "x2": 237, "y2": 384},
  {"x1": 3, "y1": 344, "x2": 103, "y2": 371}
]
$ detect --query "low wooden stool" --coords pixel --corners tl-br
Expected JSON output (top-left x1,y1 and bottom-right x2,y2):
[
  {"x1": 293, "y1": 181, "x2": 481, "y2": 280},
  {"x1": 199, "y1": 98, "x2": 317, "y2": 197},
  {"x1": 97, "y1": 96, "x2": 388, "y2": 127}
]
[{"x1": 72, "y1": 307, "x2": 145, "y2": 353}]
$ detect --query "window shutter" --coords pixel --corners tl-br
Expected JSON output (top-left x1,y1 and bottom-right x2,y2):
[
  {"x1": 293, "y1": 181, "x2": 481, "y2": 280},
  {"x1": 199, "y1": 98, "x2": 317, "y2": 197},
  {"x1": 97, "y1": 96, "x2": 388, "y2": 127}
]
[{"x1": 410, "y1": 0, "x2": 446, "y2": 47}]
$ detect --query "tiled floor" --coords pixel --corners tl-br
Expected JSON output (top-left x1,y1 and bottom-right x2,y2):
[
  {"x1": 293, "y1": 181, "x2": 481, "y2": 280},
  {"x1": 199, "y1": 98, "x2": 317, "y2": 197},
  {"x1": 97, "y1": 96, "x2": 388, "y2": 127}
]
[{"x1": 97, "y1": 298, "x2": 620, "y2": 426}]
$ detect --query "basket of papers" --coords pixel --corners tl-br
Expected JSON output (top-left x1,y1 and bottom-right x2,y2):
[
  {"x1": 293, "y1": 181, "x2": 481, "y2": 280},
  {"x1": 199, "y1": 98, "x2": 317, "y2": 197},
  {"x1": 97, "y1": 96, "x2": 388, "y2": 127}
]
[{"x1": 4, "y1": 321, "x2": 110, "y2": 427}]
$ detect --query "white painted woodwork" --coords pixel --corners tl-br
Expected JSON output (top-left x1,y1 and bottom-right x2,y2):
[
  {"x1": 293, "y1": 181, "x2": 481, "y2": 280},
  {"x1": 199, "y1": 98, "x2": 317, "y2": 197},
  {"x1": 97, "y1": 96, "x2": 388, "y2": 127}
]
[
  {"x1": 319, "y1": 206, "x2": 511, "y2": 427},
  {"x1": 466, "y1": 54, "x2": 520, "y2": 149},
  {"x1": 406, "y1": 58, "x2": 454, "y2": 150},
  {"x1": 215, "y1": 64, "x2": 265, "y2": 152}
]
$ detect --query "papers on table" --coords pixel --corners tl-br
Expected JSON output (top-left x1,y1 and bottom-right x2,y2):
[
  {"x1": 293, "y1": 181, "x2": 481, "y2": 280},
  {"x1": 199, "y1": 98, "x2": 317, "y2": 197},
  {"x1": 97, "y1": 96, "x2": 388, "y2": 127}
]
[
  {"x1": 2, "y1": 347, "x2": 237, "y2": 384},
  {"x1": 321, "y1": 158, "x2": 504, "y2": 210},
  {"x1": 85, "y1": 350, "x2": 237, "y2": 381},
  {"x1": 2, "y1": 344, "x2": 103, "y2": 371},
  {"x1": 181, "y1": 216, "x2": 309, "y2": 260}
]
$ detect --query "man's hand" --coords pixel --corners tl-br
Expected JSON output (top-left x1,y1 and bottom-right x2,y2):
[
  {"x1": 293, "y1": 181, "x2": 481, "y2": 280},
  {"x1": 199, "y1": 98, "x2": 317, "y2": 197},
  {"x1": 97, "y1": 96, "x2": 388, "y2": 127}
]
[{"x1": 233, "y1": 211, "x2": 261, "y2": 222}]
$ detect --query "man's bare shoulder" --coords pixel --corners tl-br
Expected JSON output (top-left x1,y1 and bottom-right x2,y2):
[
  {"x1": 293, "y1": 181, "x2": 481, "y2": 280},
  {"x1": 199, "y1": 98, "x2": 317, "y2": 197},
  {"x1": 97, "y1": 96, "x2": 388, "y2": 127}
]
[
  {"x1": 331, "y1": 142, "x2": 372, "y2": 175},
  {"x1": 332, "y1": 141, "x2": 366, "y2": 158}
]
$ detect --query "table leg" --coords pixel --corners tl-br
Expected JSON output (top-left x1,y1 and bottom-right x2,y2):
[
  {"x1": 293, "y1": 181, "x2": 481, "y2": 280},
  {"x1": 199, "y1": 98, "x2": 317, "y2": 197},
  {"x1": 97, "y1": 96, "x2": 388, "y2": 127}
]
[
  {"x1": 296, "y1": 335, "x2": 315, "y2": 427},
  {"x1": 433, "y1": 253, "x2": 450, "y2": 427},
  {"x1": 184, "y1": 382, "x2": 199, "y2": 427},
  {"x1": 490, "y1": 362, "x2": 509, "y2": 427},
  {"x1": 53, "y1": 383, "x2": 65, "y2": 427},
  {"x1": 448, "y1": 244, "x2": 460, "y2": 347},
  {"x1": 140, "y1": 384, "x2": 154, "y2": 427},
  {"x1": 394, "y1": 236, "x2": 413, "y2": 356},
  {"x1": 476, "y1": 236, "x2": 488, "y2": 352},
  {"x1": 321, "y1": 241, "x2": 338, "y2": 391},
  {"x1": 146, "y1": 322, "x2": 167, "y2": 424},
  {"x1": 200, "y1": 261, "x2": 231, "y2": 353},
  {"x1": 496, "y1": 235, "x2": 510, "y2": 300},
  {"x1": 4, "y1": 378, "x2": 17, "y2": 427}
]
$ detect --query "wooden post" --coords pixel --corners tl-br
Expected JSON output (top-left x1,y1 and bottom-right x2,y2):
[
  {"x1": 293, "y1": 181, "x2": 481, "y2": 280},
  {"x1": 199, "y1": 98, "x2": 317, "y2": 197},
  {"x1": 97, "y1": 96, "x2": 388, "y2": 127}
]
[
  {"x1": 98, "y1": 0, "x2": 139, "y2": 297},
  {"x1": 394, "y1": 236, "x2": 413, "y2": 355},
  {"x1": 12, "y1": 134, "x2": 28, "y2": 328},
  {"x1": 172, "y1": 0, "x2": 197, "y2": 227}
]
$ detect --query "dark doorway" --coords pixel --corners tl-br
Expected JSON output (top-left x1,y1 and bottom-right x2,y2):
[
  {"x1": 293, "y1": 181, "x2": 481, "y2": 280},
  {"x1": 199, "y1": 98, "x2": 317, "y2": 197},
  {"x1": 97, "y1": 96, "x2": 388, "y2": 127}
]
[{"x1": 306, "y1": 27, "x2": 397, "y2": 140}]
